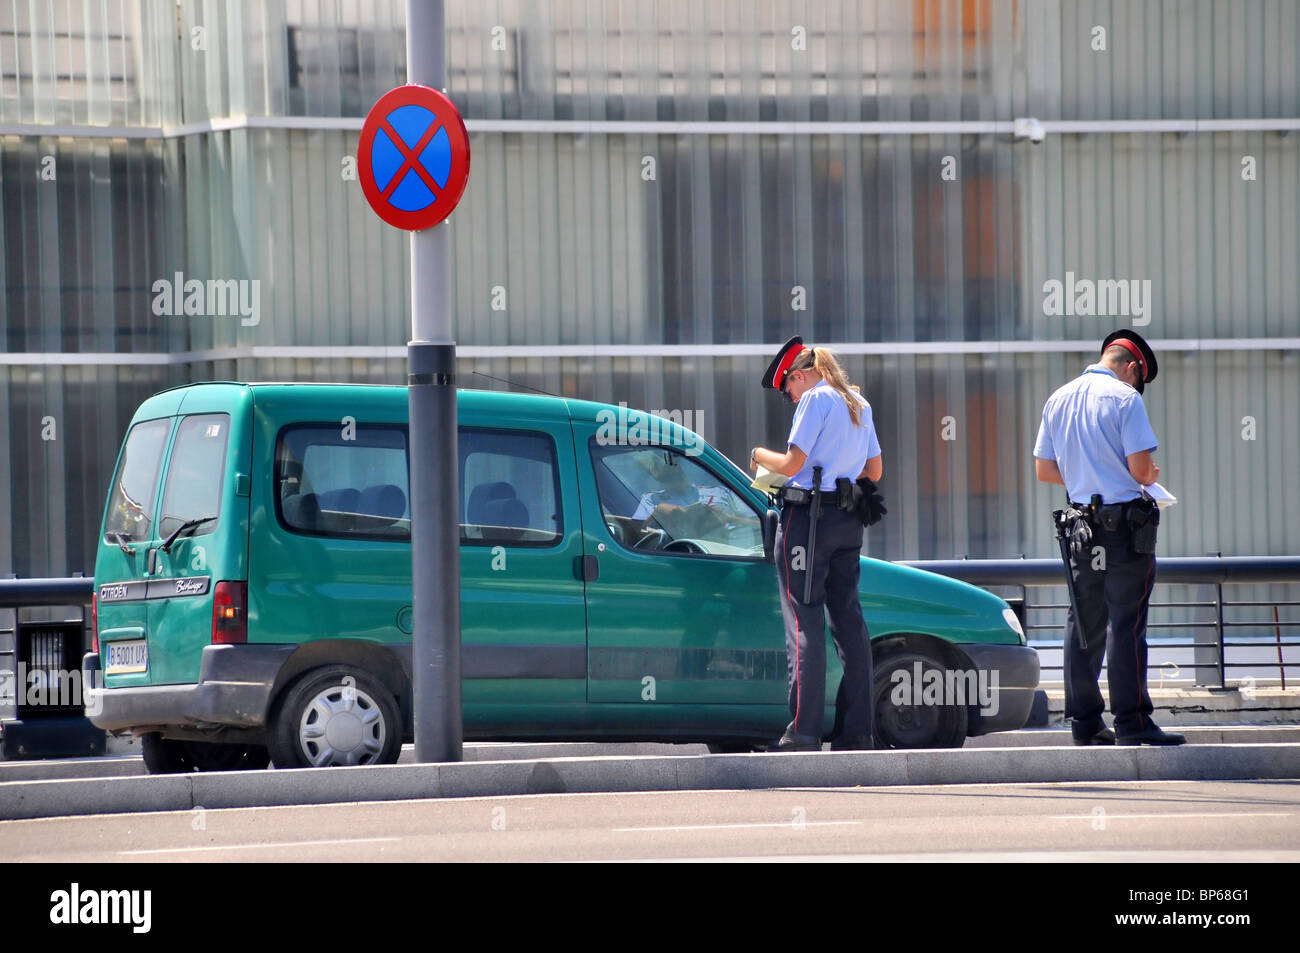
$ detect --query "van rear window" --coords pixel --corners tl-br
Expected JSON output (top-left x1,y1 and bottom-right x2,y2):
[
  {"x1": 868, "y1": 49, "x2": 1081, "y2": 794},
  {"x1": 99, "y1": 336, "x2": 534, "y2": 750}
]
[
  {"x1": 158, "y1": 414, "x2": 229, "y2": 540},
  {"x1": 105, "y1": 418, "x2": 171, "y2": 543}
]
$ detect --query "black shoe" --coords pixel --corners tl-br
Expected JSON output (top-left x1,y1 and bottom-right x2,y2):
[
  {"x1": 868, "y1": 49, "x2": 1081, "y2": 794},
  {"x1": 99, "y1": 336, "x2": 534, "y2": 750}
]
[
  {"x1": 830, "y1": 736, "x2": 874, "y2": 751},
  {"x1": 1116, "y1": 725, "x2": 1186, "y2": 746},
  {"x1": 761, "y1": 734, "x2": 821, "y2": 753},
  {"x1": 1072, "y1": 727, "x2": 1116, "y2": 746}
]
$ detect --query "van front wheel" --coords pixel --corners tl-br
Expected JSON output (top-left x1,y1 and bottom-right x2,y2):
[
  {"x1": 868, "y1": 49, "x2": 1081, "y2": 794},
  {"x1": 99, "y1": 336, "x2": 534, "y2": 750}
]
[{"x1": 269, "y1": 666, "x2": 403, "y2": 769}]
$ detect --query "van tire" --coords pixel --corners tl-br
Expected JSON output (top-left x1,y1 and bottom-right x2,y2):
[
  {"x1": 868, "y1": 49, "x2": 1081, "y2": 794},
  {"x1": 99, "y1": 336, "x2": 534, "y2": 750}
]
[
  {"x1": 872, "y1": 652, "x2": 968, "y2": 749},
  {"x1": 268, "y1": 666, "x2": 403, "y2": 769}
]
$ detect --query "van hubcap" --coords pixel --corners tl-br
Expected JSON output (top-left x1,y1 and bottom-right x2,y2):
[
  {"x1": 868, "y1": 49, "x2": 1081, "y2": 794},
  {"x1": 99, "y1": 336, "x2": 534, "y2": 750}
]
[{"x1": 299, "y1": 684, "x2": 386, "y2": 766}]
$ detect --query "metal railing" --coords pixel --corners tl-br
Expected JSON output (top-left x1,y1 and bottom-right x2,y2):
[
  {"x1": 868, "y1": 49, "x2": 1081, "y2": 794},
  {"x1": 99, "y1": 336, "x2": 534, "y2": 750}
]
[
  {"x1": 900, "y1": 556, "x2": 1300, "y2": 688},
  {"x1": 3, "y1": 557, "x2": 1297, "y2": 690},
  {"x1": 0, "y1": 577, "x2": 94, "y2": 609}
]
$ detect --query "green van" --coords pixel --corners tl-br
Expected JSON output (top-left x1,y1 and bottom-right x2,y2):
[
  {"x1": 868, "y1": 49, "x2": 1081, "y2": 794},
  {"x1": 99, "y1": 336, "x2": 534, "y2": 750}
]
[{"x1": 85, "y1": 382, "x2": 1038, "y2": 772}]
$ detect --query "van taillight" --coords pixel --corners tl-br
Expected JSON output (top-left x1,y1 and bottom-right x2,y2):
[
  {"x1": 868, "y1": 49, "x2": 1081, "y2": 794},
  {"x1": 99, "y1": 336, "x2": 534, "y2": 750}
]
[
  {"x1": 212, "y1": 581, "x2": 248, "y2": 645},
  {"x1": 92, "y1": 593, "x2": 99, "y2": 653}
]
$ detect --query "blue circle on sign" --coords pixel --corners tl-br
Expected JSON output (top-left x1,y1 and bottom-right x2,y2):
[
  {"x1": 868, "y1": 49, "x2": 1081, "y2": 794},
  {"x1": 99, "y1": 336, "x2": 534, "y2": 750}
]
[{"x1": 370, "y1": 104, "x2": 453, "y2": 212}]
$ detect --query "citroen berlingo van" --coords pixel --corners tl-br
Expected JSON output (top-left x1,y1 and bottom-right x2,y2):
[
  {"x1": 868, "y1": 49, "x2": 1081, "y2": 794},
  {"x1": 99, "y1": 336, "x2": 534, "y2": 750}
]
[{"x1": 85, "y1": 382, "x2": 1038, "y2": 772}]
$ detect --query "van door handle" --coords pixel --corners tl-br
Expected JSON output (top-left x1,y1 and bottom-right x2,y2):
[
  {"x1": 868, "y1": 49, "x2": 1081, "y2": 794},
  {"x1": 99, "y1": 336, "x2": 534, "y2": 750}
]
[{"x1": 574, "y1": 555, "x2": 598, "y2": 582}]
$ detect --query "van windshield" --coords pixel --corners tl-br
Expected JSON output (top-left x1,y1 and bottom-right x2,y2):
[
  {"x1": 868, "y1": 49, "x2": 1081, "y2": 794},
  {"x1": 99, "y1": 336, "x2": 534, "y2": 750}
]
[{"x1": 105, "y1": 418, "x2": 171, "y2": 543}]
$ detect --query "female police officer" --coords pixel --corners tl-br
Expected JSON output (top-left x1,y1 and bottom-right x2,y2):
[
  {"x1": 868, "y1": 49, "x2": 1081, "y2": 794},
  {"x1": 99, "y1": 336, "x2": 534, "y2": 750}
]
[{"x1": 750, "y1": 337, "x2": 884, "y2": 752}]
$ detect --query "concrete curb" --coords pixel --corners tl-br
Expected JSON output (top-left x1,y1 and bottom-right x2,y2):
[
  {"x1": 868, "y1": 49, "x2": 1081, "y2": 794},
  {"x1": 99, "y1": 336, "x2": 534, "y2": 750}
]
[
  {"x1": 3, "y1": 743, "x2": 1298, "y2": 822},
  {"x1": 5, "y1": 729, "x2": 1299, "y2": 783}
]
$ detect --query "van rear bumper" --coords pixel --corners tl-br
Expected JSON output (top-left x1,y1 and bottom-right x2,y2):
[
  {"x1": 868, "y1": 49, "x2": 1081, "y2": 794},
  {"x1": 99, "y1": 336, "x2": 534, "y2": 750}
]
[{"x1": 83, "y1": 645, "x2": 295, "y2": 733}]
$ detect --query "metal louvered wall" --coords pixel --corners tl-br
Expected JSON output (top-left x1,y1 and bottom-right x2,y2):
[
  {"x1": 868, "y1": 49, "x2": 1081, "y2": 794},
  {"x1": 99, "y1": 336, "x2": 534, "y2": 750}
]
[{"x1": 1, "y1": 1, "x2": 1298, "y2": 580}]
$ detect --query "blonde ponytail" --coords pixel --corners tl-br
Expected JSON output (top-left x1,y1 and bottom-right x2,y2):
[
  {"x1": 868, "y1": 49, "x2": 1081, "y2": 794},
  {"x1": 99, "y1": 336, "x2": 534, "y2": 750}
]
[{"x1": 789, "y1": 345, "x2": 864, "y2": 426}]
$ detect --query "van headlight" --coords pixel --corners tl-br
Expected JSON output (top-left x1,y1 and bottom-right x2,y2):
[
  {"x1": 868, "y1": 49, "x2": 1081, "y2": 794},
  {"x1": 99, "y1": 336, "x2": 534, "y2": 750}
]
[{"x1": 1002, "y1": 607, "x2": 1025, "y2": 643}]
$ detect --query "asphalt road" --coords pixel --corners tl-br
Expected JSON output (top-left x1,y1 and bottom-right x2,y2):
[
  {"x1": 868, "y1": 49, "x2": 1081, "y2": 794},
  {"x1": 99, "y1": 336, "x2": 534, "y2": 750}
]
[{"x1": 2, "y1": 780, "x2": 1296, "y2": 862}]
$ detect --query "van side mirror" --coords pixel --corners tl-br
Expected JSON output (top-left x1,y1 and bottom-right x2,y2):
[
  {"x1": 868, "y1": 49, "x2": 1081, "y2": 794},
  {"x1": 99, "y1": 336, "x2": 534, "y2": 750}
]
[{"x1": 763, "y1": 508, "x2": 779, "y2": 562}]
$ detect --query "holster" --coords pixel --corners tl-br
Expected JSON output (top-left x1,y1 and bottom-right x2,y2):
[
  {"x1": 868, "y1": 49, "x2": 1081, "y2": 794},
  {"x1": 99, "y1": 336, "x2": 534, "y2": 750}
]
[
  {"x1": 1128, "y1": 499, "x2": 1159, "y2": 554},
  {"x1": 834, "y1": 477, "x2": 858, "y2": 512}
]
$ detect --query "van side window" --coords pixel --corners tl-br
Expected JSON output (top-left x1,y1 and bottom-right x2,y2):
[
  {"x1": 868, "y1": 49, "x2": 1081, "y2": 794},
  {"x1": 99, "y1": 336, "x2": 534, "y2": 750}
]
[
  {"x1": 105, "y1": 417, "x2": 171, "y2": 542},
  {"x1": 158, "y1": 414, "x2": 230, "y2": 539},
  {"x1": 461, "y1": 430, "x2": 562, "y2": 546},
  {"x1": 277, "y1": 426, "x2": 410, "y2": 540}
]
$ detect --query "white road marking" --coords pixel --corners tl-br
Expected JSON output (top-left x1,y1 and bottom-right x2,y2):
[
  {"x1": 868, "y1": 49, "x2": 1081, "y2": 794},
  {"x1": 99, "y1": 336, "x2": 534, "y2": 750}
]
[
  {"x1": 120, "y1": 837, "x2": 400, "y2": 856},
  {"x1": 1048, "y1": 812, "x2": 1292, "y2": 820},
  {"x1": 612, "y1": 821, "x2": 863, "y2": 832}
]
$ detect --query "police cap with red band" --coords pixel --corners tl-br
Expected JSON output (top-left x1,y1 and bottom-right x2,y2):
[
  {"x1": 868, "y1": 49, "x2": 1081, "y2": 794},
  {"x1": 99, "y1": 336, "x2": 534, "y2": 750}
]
[
  {"x1": 1101, "y1": 328, "x2": 1158, "y2": 394},
  {"x1": 762, "y1": 335, "x2": 812, "y2": 391}
]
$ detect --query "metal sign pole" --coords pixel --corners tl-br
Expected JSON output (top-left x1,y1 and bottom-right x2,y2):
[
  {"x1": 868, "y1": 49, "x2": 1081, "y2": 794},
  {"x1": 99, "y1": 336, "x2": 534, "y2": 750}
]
[{"x1": 407, "y1": 0, "x2": 461, "y2": 763}]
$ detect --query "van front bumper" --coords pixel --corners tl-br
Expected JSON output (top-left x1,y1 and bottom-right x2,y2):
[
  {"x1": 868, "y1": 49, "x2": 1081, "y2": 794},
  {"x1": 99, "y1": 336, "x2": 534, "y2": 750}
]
[
  {"x1": 955, "y1": 642, "x2": 1040, "y2": 736},
  {"x1": 83, "y1": 645, "x2": 295, "y2": 733}
]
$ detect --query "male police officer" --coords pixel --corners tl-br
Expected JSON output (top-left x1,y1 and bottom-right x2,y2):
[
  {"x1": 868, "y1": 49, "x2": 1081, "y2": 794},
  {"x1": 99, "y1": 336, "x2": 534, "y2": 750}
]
[{"x1": 1033, "y1": 329, "x2": 1184, "y2": 746}]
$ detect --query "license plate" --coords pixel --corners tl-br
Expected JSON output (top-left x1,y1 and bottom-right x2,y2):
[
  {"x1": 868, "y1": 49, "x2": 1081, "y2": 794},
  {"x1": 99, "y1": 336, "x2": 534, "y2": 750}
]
[{"x1": 106, "y1": 639, "x2": 148, "y2": 675}]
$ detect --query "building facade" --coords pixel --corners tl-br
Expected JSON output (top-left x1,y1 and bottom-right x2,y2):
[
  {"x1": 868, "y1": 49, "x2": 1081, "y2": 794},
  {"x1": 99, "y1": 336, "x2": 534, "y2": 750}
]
[{"x1": 2, "y1": 0, "x2": 1298, "y2": 586}]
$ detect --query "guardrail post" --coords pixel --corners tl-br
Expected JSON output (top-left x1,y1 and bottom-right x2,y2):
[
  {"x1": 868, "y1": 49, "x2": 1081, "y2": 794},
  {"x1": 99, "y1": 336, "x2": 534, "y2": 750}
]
[{"x1": 1214, "y1": 582, "x2": 1227, "y2": 689}]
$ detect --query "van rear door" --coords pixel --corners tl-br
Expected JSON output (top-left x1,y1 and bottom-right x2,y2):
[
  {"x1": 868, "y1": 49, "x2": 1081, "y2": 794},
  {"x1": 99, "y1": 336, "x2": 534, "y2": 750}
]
[
  {"x1": 97, "y1": 413, "x2": 176, "y2": 689},
  {"x1": 144, "y1": 387, "x2": 252, "y2": 685}
]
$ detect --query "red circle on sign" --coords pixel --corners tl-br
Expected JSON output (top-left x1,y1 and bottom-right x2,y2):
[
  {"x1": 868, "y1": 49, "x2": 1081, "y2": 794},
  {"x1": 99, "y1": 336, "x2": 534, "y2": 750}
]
[{"x1": 357, "y1": 84, "x2": 470, "y2": 231}]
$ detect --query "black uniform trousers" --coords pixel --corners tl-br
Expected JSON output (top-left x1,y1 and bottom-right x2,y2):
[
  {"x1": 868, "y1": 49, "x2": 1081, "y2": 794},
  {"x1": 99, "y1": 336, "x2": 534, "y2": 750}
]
[
  {"x1": 773, "y1": 501, "x2": 874, "y2": 743},
  {"x1": 1063, "y1": 522, "x2": 1157, "y2": 737}
]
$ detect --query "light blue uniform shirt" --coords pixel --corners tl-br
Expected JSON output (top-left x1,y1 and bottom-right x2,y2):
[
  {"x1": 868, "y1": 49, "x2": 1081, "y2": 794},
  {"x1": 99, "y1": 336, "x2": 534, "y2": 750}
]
[
  {"x1": 786, "y1": 380, "x2": 882, "y2": 490},
  {"x1": 1033, "y1": 364, "x2": 1159, "y2": 504}
]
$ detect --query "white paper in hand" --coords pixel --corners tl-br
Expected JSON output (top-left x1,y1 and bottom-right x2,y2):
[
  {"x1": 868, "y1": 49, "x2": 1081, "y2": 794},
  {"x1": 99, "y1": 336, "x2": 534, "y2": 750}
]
[
  {"x1": 750, "y1": 465, "x2": 789, "y2": 493},
  {"x1": 1143, "y1": 482, "x2": 1177, "y2": 509}
]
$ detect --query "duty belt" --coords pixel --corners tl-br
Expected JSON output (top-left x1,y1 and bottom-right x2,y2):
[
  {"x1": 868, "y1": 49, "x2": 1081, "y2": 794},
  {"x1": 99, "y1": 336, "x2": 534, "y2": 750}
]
[
  {"x1": 1070, "y1": 498, "x2": 1156, "y2": 527},
  {"x1": 777, "y1": 485, "x2": 840, "y2": 507}
]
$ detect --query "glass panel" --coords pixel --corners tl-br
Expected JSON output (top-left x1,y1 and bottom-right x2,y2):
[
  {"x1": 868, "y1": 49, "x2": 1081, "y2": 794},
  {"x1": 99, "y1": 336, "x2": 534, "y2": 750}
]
[
  {"x1": 104, "y1": 417, "x2": 171, "y2": 542},
  {"x1": 461, "y1": 430, "x2": 561, "y2": 545},
  {"x1": 590, "y1": 444, "x2": 763, "y2": 558},
  {"x1": 277, "y1": 425, "x2": 410, "y2": 540},
  {"x1": 158, "y1": 414, "x2": 230, "y2": 539}
]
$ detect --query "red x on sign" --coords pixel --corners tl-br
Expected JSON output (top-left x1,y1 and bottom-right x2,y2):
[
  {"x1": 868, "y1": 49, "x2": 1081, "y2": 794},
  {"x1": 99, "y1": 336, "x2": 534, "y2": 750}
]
[{"x1": 358, "y1": 85, "x2": 470, "y2": 231}]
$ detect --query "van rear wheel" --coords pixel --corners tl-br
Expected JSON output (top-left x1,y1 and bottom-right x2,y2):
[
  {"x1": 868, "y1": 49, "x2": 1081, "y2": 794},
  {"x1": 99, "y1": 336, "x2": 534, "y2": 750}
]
[{"x1": 269, "y1": 666, "x2": 402, "y2": 769}]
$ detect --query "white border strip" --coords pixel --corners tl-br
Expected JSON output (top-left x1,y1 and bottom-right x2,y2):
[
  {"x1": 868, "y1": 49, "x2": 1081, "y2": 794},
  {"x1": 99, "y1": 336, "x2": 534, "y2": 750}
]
[
  {"x1": 2, "y1": 339, "x2": 1297, "y2": 366},
  {"x1": 3, "y1": 115, "x2": 1299, "y2": 140}
]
